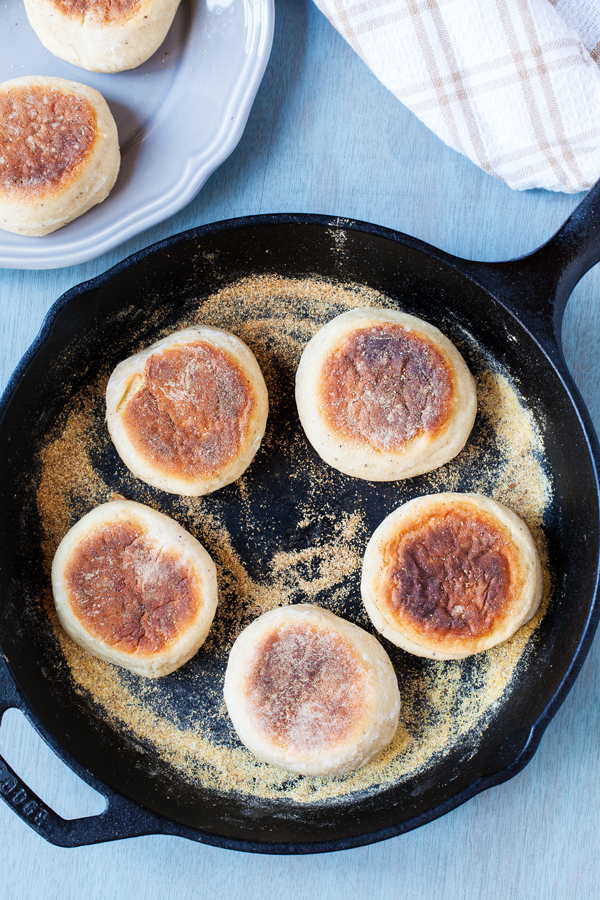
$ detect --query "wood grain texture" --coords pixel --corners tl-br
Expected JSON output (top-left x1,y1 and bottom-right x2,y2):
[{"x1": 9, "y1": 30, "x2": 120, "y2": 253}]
[{"x1": 1, "y1": 0, "x2": 599, "y2": 896}]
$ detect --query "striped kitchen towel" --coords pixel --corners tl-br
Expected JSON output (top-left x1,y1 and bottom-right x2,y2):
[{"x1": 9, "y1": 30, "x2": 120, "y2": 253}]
[{"x1": 313, "y1": 0, "x2": 600, "y2": 191}]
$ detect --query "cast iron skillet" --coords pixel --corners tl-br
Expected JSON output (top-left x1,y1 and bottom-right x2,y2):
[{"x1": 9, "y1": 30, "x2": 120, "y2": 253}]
[{"x1": 1, "y1": 183, "x2": 600, "y2": 854}]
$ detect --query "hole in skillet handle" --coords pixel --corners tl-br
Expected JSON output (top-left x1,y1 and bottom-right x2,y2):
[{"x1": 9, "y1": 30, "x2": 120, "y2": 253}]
[
  {"x1": 452, "y1": 177, "x2": 600, "y2": 361},
  {"x1": 0, "y1": 655, "x2": 166, "y2": 847},
  {"x1": 0, "y1": 656, "x2": 272, "y2": 851},
  {"x1": 0, "y1": 709, "x2": 105, "y2": 820}
]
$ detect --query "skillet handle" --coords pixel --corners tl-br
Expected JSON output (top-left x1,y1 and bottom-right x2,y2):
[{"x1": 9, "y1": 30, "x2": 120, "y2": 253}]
[
  {"x1": 457, "y1": 178, "x2": 600, "y2": 356},
  {"x1": 0, "y1": 660, "x2": 166, "y2": 847},
  {"x1": 0, "y1": 745, "x2": 160, "y2": 847}
]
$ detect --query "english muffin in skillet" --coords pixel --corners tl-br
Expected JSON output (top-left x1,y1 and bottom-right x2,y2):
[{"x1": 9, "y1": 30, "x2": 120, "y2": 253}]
[
  {"x1": 296, "y1": 308, "x2": 477, "y2": 481},
  {"x1": 52, "y1": 499, "x2": 218, "y2": 678},
  {"x1": 224, "y1": 604, "x2": 401, "y2": 776},
  {"x1": 106, "y1": 326, "x2": 269, "y2": 496},
  {"x1": 361, "y1": 492, "x2": 543, "y2": 660}
]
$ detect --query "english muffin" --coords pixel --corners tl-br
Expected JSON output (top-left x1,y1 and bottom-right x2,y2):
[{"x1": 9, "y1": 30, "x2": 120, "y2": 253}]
[
  {"x1": 24, "y1": 0, "x2": 182, "y2": 73},
  {"x1": 0, "y1": 76, "x2": 120, "y2": 236},
  {"x1": 52, "y1": 499, "x2": 218, "y2": 677},
  {"x1": 106, "y1": 326, "x2": 269, "y2": 496},
  {"x1": 224, "y1": 604, "x2": 401, "y2": 776},
  {"x1": 295, "y1": 308, "x2": 477, "y2": 481},
  {"x1": 361, "y1": 492, "x2": 543, "y2": 660}
]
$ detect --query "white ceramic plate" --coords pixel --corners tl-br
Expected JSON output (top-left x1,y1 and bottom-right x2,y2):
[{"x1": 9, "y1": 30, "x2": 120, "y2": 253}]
[{"x1": 0, "y1": 0, "x2": 274, "y2": 269}]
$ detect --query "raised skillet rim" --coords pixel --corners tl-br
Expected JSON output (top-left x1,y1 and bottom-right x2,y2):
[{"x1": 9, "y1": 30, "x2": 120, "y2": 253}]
[{"x1": 1, "y1": 209, "x2": 600, "y2": 853}]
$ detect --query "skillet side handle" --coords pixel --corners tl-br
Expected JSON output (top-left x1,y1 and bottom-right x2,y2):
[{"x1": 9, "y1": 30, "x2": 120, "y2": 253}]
[
  {"x1": 458, "y1": 178, "x2": 600, "y2": 356},
  {"x1": 0, "y1": 749, "x2": 165, "y2": 847},
  {"x1": 0, "y1": 659, "x2": 166, "y2": 847}
]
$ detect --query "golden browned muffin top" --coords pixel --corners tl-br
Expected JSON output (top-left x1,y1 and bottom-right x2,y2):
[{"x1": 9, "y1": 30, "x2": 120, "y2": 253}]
[
  {"x1": 63, "y1": 520, "x2": 201, "y2": 655},
  {"x1": 0, "y1": 85, "x2": 97, "y2": 195},
  {"x1": 49, "y1": 0, "x2": 142, "y2": 23},
  {"x1": 379, "y1": 502, "x2": 522, "y2": 643},
  {"x1": 244, "y1": 623, "x2": 369, "y2": 753},
  {"x1": 120, "y1": 342, "x2": 256, "y2": 483},
  {"x1": 318, "y1": 324, "x2": 455, "y2": 451}
]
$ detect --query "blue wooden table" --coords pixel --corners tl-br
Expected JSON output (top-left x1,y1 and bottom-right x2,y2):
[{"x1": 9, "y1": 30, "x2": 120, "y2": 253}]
[{"x1": 2, "y1": 0, "x2": 600, "y2": 896}]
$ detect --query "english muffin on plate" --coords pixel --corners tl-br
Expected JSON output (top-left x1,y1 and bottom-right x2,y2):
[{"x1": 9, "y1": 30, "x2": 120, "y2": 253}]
[
  {"x1": 0, "y1": 76, "x2": 120, "y2": 236},
  {"x1": 24, "y1": 0, "x2": 182, "y2": 73}
]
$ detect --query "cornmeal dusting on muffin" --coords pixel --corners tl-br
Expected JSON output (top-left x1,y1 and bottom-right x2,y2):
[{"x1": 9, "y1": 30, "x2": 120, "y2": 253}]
[
  {"x1": 319, "y1": 324, "x2": 455, "y2": 450},
  {"x1": 50, "y1": 0, "x2": 142, "y2": 21},
  {"x1": 244, "y1": 624, "x2": 368, "y2": 750},
  {"x1": 120, "y1": 342, "x2": 256, "y2": 480},
  {"x1": 63, "y1": 521, "x2": 200, "y2": 652},
  {"x1": 34, "y1": 273, "x2": 552, "y2": 803},
  {"x1": 0, "y1": 86, "x2": 97, "y2": 193}
]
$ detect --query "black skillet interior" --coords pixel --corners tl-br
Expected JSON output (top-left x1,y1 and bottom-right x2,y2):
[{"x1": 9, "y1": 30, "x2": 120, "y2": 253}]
[{"x1": 0, "y1": 214, "x2": 599, "y2": 852}]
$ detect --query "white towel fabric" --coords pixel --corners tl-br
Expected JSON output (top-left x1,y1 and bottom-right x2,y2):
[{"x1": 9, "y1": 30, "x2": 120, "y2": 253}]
[{"x1": 313, "y1": 0, "x2": 600, "y2": 192}]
